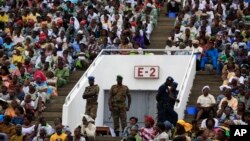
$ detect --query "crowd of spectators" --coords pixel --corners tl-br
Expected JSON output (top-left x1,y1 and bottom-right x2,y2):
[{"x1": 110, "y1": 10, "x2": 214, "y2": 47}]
[
  {"x1": 0, "y1": 0, "x2": 162, "y2": 140},
  {"x1": 164, "y1": 0, "x2": 250, "y2": 140}
]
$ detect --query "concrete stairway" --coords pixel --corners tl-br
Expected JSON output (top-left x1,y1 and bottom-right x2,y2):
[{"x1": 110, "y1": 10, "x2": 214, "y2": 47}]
[
  {"x1": 184, "y1": 72, "x2": 222, "y2": 123},
  {"x1": 42, "y1": 70, "x2": 85, "y2": 125},
  {"x1": 149, "y1": 7, "x2": 175, "y2": 49}
]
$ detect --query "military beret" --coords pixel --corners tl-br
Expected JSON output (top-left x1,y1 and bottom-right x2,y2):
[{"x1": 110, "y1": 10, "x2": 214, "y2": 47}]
[
  {"x1": 117, "y1": 75, "x2": 123, "y2": 80},
  {"x1": 88, "y1": 76, "x2": 95, "y2": 81}
]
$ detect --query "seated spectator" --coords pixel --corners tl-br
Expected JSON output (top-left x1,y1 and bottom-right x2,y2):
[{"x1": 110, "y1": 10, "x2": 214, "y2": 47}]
[
  {"x1": 0, "y1": 115, "x2": 15, "y2": 140},
  {"x1": 0, "y1": 85, "x2": 9, "y2": 100},
  {"x1": 139, "y1": 116, "x2": 156, "y2": 141},
  {"x1": 50, "y1": 125, "x2": 67, "y2": 141},
  {"x1": 203, "y1": 118, "x2": 216, "y2": 140},
  {"x1": 10, "y1": 124, "x2": 23, "y2": 141},
  {"x1": 128, "y1": 125, "x2": 141, "y2": 141},
  {"x1": 11, "y1": 106, "x2": 24, "y2": 125},
  {"x1": 196, "y1": 86, "x2": 216, "y2": 120},
  {"x1": 21, "y1": 115, "x2": 35, "y2": 136},
  {"x1": 54, "y1": 61, "x2": 70, "y2": 88},
  {"x1": 79, "y1": 115, "x2": 96, "y2": 140},
  {"x1": 73, "y1": 126, "x2": 86, "y2": 141},
  {"x1": 174, "y1": 120, "x2": 192, "y2": 141},
  {"x1": 222, "y1": 60, "x2": 239, "y2": 85},
  {"x1": 200, "y1": 43, "x2": 219, "y2": 72},
  {"x1": 154, "y1": 122, "x2": 169, "y2": 141},
  {"x1": 33, "y1": 117, "x2": 53, "y2": 137},
  {"x1": 32, "y1": 128, "x2": 47, "y2": 141},
  {"x1": 123, "y1": 116, "x2": 139, "y2": 137},
  {"x1": 20, "y1": 95, "x2": 35, "y2": 117},
  {"x1": 200, "y1": 110, "x2": 219, "y2": 129},
  {"x1": 235, "y1": 102, "x2": 246, "y2": 119},
  {"x1": 213, "y1": 126, "x2": 230, "y2": 141},
  {"x1": 218, "y1": 88, "x2": 238, "y2": 112},
  {"x1": 216, "y1": 85, "x2": 228, "y2": 105},
  {"x1": 217, "y1": 106, "x2": 237, "y2": 124}
]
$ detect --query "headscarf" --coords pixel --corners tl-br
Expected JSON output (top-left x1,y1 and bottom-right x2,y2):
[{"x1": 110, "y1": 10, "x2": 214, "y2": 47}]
[
  {"x1": 177, "y1": 120, "x2": 192, "y2": 132},
  {"x1": 202, "y1": 85, "x2": 210, "y2": 92},
  {"x1": 145, "y1": 116, "x2": 155, "y2": 126},
  {"x1": 214, "y1": 126, "x2": 230, "y2": 138}
]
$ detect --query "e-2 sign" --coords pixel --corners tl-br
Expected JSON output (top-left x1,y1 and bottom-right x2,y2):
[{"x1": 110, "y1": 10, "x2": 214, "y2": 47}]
[{"x1": 134, "y1": 66, "x2": 159, "y2": 79}]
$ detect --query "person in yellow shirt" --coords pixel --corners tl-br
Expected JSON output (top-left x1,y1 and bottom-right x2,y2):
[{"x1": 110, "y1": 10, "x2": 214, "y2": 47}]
[
  {"x1": 10, "y1": 124, "x2": 23, "y2": 141},
  {"x1": 12, "y1": 49, "x2": 25, "y2": 66},
  {"x1": 50, "y1": 125, "x2": 67, "y2": 141},
  {"x1": 0, "y1": 11, "x2": 9, "y2": 23}
]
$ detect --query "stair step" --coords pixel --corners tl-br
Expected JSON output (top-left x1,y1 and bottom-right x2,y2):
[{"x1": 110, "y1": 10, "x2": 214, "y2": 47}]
[
  {"x1": 96, "y1": 137, "x2": 122, "y2": 141},
  {"x1": 49, "y1": 96, "x2": 66, "y2": 104},
  {"x1": 44, "y1": 103, "x2": 63, "y2": 112},
  {"x1": 41, "y1": 112, "x2": 62, "y2": 121}
]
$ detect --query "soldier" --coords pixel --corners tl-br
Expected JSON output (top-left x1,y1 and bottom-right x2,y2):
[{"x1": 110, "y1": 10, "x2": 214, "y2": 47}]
[
  {"x1": 109, "y1": 75, "x2": 131, "y2": 137},
  {"x1": 82, "y1": 76, "x2": 100, "y2": 120}
]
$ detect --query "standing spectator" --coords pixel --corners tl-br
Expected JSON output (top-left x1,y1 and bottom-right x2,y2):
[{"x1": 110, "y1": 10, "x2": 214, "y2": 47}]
[
  {"x1": 82, "y1": 76, "x2": 100, "y2": 120},
  {"x1": 196, "y1": 86, "x2": 216, "y2": 120},
  {"x1": 109, "y1": 75, "x2": 131, "y2": 136}
]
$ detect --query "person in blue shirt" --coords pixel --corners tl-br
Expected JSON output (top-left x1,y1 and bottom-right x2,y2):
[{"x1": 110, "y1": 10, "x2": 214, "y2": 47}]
[{"x1": 200, "y1": 45, "x2": 219, "y2": 71}]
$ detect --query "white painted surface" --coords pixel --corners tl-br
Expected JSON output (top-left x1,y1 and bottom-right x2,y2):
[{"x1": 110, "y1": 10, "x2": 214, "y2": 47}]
[{"x1": 63, "y1": 54, "x2": 196, "y2": 132}]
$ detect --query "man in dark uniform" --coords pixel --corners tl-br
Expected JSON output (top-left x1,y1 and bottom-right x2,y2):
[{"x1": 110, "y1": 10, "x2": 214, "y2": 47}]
[
  {"x1": 109, "y1": 75, "x2": 131, "y2": 137},
  {"x1": 82, "y1": 76, "x2": 100, "y2": 120},
  {"x1": 156, "y1": 76, "x2": 178, "y2": 125}
]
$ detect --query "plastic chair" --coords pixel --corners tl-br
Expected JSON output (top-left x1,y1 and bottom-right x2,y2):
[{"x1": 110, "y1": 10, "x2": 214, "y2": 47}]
[
  {"x1": 186, "y1": 106, "x2": 197, "y2": 115},
  {"x1": 168, "y1": 12, "x2": 176, "y2": 18}
]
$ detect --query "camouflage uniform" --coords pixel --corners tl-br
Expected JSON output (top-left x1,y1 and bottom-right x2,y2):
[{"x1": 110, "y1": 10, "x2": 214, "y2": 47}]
[
  {"x1": 83, "y1": 84, "x2": 100, "y2": 119},
  {"x1": 109, "y1": 84, "x2": 130, "y2": 131}
]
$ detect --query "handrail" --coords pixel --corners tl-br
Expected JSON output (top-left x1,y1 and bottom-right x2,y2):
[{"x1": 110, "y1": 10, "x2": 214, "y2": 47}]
[
  {"x1": 64, "y1": 49, "x2": 194, "y2": 105},
  {"x1": 175, "y1": 50, "x2": 194, "y2": 108}
]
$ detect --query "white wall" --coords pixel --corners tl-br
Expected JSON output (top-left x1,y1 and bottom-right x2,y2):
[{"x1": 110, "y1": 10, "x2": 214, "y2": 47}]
[{"x1": 63, "y1": 55, "x2": 195, "y2": 131}]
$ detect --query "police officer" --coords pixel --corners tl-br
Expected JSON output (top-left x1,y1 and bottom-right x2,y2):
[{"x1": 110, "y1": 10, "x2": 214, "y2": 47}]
[
  {"x1": 156, "y1": 76, "x2": 178, "y2": 125},
  {"x1": 109, "y1": 75, "x2": 131, "y2": 137},
  {"x1": 82, "y1": 76, "x2": 100, "y2": 120}
]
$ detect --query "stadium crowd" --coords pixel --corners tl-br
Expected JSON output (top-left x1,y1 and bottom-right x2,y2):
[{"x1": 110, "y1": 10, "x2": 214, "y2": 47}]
[
  {"x1": 0, "y1": 0, "x2": 249, "y2": 141},
  {"x1": 0, "y1": 0, "x2": 161, "y2": 141}
]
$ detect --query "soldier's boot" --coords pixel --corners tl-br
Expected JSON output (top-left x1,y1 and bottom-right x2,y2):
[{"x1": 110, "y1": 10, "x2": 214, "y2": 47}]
[{"x1": 115, "y1": 131, "x2": 120, "y2": 137}]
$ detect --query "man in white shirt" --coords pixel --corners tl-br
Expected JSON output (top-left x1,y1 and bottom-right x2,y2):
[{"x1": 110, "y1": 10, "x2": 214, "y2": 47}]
[{"x1": 196, "y1": 85, "x2": 216, "y2": 120}]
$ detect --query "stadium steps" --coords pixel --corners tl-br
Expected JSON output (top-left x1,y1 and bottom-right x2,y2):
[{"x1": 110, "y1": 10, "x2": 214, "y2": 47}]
[
  {"x1": 96, "y1": 137, "x2": 122, "y2": 141},
  {"x1": 42, "y1": 70, "x2": 85, "y2": 126},
  {"x1": 148, "y1": 7, "x2": 175, "y2": 49},
  {"x1": 184, "y1": 71, "x2": 222, "y2": 123}
]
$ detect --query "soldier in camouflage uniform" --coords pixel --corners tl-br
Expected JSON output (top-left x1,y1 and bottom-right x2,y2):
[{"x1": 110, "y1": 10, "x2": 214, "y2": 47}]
[
  {"x1": 82, "y1": 76, "x2": 100, "y2": 120},
  {"x1": 109, "y1": 75, "x2": 131, "y2": 137}
]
